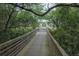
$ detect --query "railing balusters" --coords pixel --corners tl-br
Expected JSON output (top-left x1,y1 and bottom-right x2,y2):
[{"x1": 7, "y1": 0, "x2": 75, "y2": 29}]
[{"x1": 0, "y1": 28, "x2": 37, "y2": 56}]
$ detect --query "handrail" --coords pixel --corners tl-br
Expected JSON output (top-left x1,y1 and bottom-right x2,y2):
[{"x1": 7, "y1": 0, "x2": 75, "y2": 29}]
[
  {"x1": 0, "y1": 28, "x2": 38, "y2": 56},
  {"x1": 47, "y1": 29, "x2": 68, "y2": 56}
]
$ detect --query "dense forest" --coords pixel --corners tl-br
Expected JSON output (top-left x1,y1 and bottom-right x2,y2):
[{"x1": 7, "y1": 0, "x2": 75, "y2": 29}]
[
  {"x1": 47, "y1": 4, "x2": 79, "y2": 55},
  {"x1": 0, "y1": 3, "x2": 79, "y2": 55},
  {"x1": 0, "y1": 4, "x2": 40, "y2": 44}
]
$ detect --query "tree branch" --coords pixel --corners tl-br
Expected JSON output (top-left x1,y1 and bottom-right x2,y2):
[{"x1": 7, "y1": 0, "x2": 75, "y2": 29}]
[
  {"x1": 4, "y1": 6, "x2": 16, "y2": 31},
  {"x1": 9, "y1": 3, "x2": 79, "y2": 16}
]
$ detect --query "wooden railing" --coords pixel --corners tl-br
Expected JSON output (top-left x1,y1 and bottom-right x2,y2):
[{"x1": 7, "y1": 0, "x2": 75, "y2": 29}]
[
  {"x1": 47, "y1": 29, "x2": 68, "y2": 56},
  {"x1": 0, "y1": 28, "x2": 38, "y2": 56}
]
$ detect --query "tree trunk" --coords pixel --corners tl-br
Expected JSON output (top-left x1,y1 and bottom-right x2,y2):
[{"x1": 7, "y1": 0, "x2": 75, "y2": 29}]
[{"x1": 4, "y1": 7, "x2": 16, "y2": 31}]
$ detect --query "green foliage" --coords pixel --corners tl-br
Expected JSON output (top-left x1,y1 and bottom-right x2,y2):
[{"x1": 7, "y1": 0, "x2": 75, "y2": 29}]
[
  {"x1": 0, "y1": 4, "x2": 13, "y2": 31},
  {"x1": 48, "y1": 6, "x2": 79, "y2": 55},
  {"x1": 0, "y1": 27, "x2": 33, "y2": 44},
  {"x1": 2, "y1": 3, "x2": 79, "y2": 56},
  {"x1": 0, "y1": 3, "x2": 41, "y2": 44}
]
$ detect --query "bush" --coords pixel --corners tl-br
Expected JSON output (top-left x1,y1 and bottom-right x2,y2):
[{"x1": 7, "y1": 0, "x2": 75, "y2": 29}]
[
  {"x1": 49, "y1": 28, "x2": 79, "y2": 55},
  {"x1": 0, "y1": 26, "x2": 33, "y2": 44}
]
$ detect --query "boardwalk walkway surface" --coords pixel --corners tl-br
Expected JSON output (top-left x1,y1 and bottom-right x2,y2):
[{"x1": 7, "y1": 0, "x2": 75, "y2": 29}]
[{"x1": 17, "y1": 28, "x2": 53, "y2": 56}]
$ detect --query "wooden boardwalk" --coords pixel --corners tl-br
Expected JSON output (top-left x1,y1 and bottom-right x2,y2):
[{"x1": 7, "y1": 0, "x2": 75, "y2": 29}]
[
  {"x1": 0, "y1": 28, "x2": 68, "y2": 56},
  {"x1": 17, "y1": 29, "x2": 51, "y2": 56}
]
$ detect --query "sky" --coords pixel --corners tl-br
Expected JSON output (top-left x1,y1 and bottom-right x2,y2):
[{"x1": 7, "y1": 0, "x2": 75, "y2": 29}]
[{"x1": 42, "y1": 3, "x2": 56, "y2": 13}]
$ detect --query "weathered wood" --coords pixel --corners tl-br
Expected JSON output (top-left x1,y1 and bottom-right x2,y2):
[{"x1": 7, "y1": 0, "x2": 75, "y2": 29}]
[
  {"x1": 0, "y1": 28, "x2": 38, "y2": 56},
  {"x1": 47, "y1": 29, "x2": 68, "y2": 56}
]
